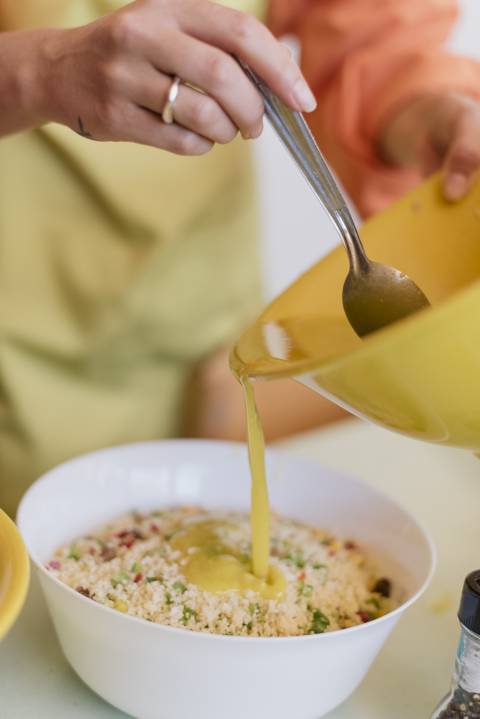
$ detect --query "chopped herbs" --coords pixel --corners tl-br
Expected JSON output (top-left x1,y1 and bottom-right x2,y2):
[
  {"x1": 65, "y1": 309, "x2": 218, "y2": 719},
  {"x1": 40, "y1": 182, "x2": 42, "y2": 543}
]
[
  {"x1": 173, "y1": 581, "x2": 187, "y2": 594},
  {"x1": 111, "y1": 571, "x2": 129, "y2": 588},
  {"x1": 299, "y1": 581, "x2": 313, "y2": 598},
  {"x1": 310, "y1": 610, "x2": 330, "y2": 634},
  {"x1": 287, "y1": 551, "x2": 306, "y2": 569},
  {"x1": 182, "y1": 606, "x2": 197, "y2": 625}
]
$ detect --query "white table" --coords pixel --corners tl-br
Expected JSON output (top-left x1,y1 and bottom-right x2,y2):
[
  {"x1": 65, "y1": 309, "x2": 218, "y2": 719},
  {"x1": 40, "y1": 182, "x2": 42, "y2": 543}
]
[{"x1": 2, "y1": 417, "x2": 479, "y2": 718}]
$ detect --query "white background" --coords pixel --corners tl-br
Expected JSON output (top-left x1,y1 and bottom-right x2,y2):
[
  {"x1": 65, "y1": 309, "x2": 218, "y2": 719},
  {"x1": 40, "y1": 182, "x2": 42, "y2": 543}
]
[{"x1": 255, "y1": 0, "x2": 480, "y2": 301}]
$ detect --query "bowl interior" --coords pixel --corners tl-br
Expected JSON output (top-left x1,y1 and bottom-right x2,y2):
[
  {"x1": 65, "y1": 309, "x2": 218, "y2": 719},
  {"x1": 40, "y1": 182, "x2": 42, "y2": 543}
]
[
  {"x1": 17, "y1": 440, "x2": 433, "y2": 608},
  {"x1": 0, "y1": 509, "x2": 30, "y2": 640}
]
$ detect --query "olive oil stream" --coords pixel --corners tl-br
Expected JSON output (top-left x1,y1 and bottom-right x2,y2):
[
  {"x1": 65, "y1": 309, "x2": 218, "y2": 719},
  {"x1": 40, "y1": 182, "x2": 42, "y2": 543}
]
[
  {"x1": 173, "y1": 314, "x2": 350, "y2": 596},
  {"x1": 171, "y1": 372, "x2": 284, "y2": 599},
  {"x1": 231, "y1": 317, "x2": 349, "y2": 585},
  {"x1": 241, "y1": 376, "x2": 270, "y2": 580}
]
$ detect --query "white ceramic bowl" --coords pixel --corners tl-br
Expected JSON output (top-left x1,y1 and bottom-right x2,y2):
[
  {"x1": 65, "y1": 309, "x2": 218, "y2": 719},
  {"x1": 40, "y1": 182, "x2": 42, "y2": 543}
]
[{"x1": 17, "y1": 440, "x2": 434, "y2": 719}]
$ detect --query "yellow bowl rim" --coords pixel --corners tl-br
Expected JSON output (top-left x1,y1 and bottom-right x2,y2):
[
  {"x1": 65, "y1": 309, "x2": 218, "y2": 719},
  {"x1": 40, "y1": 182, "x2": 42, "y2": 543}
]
[
  {"x1": 234, "y1": 267, "x2": 480, "y2": 380},
  {"x1": 0, "y1": 508, "x2": 30, "y2": 639}
]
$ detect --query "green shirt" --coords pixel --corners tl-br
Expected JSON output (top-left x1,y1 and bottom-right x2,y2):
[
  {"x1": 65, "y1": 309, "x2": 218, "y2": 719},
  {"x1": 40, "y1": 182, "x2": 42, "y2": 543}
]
[{"x1": 0, "y1": 0, "x2": 267, "y2": 515}]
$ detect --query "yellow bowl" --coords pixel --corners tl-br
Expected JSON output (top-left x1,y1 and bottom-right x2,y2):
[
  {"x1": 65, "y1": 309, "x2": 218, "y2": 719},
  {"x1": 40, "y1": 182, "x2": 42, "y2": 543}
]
[
  {"x1": 234, "y1": 174, "x2": 480, "y2": 449},
  {"x1": 0, "y1": 509, "x2": 30, "y2": 640}
]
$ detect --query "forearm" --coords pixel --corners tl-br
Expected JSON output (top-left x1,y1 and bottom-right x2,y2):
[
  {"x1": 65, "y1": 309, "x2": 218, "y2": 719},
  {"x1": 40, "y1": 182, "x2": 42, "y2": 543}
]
[
  {"x1": 0, "y1": 28, "x2": 56, "y2": 137},
  {"x1": 183, "y1": 349, "x2": 347, "y2": 443}
]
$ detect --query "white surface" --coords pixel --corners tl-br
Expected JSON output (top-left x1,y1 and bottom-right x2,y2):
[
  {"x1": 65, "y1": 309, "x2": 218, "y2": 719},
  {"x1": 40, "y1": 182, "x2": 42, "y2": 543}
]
[
  {"x1": 15, "y1": 439, "x2": 432, "y2": 719},
  {"x1": 2, "y1": 419, "x2": 480, "y2": 717},
  {"x1": 256, "y1": 0, "x2": 480, "y2": 301}
]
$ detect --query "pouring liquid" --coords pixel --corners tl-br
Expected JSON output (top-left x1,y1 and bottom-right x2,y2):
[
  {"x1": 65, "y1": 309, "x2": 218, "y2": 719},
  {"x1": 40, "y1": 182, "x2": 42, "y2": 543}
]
[
  {"x1": 230, "y1": 316, "x2": 357, "y2": 581},
  {"x1": 241, "y1": 377, "x2": 270, "y2": 579}
]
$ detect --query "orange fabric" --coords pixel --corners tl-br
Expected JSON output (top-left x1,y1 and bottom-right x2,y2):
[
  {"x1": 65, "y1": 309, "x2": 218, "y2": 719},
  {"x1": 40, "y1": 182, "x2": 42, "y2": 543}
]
[{"x1": 268, "y1": 0, "x2": 480, "y2": 217}]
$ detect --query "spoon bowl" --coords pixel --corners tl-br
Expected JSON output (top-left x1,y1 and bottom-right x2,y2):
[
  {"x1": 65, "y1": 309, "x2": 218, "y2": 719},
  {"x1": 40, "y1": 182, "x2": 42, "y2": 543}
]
[{"x1": 343, "y1": 261, "x2": 430, "y2": 337}]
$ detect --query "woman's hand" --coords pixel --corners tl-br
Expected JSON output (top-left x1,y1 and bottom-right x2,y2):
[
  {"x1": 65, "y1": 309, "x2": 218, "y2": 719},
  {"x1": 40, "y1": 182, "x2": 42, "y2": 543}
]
[
  {"x1": 380, "y1": 92, "x2": 480, "y2": 201},
  {"x1": 36, "y1": 0, "x2": 316, "y2": 155}
]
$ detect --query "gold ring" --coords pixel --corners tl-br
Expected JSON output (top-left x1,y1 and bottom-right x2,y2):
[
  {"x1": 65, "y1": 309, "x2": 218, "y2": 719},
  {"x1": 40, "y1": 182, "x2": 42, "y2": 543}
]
[{"x1": 162, "y1": 76, "x2": 181, "y2": 125}]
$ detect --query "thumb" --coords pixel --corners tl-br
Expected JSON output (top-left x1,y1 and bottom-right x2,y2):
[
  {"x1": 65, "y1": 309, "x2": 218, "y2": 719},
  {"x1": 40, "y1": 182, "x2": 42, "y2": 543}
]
[{"x1": 443, "y1": 111, "x2": 480, "y2": 202}]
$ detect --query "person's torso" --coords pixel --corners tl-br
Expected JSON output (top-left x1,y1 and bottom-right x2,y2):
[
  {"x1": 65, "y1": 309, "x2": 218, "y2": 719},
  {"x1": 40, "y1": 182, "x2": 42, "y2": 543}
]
[{"x1": 0, "y1": 0, "x2": 266, "y2": 514}]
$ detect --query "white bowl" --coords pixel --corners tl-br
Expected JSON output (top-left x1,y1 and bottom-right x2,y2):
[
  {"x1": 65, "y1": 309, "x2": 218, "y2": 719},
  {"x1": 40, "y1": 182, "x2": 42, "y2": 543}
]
[{"x1": 17, "y1": 440, "x2": 434, "y2": 719}]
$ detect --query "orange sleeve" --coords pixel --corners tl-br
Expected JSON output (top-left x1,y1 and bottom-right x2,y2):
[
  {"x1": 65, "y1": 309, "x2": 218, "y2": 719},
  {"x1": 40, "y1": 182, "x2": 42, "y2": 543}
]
[{"x1": 268, "y1": 0, "x2": 480, "y2": 217}]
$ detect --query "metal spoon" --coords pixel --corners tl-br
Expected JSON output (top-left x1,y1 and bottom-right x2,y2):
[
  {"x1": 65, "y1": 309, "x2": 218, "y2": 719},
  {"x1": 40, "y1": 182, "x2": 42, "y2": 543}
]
[{"x1": 242, "y1": 64, "x2": 430, "y2": 337}]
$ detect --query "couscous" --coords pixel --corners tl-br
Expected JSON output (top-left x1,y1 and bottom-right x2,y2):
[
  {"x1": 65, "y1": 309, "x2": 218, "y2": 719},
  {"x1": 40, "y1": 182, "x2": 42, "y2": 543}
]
[{"x1": 47, "y1": 506, "x2": 393, "y2": 637}]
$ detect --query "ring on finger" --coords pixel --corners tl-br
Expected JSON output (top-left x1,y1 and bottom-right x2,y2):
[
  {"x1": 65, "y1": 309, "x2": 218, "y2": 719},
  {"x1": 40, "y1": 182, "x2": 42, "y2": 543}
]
[{"x1": 162, "y1": 75, "x2": 182, "y2": 125}]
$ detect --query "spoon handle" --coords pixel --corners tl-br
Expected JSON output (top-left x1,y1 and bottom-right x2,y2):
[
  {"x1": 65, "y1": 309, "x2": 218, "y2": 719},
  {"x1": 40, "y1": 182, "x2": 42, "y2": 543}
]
[{"x1": 241, "y1": 62, "x2": 369, "y2": 273}]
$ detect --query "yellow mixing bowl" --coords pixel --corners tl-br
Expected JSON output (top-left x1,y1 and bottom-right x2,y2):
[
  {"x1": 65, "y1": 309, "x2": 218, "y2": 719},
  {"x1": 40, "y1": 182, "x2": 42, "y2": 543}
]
[
  {"x1": 0, "y1": 509, "x2": 30, "y2": 640},
  {"x1": 234, "y1": 174, "x2": 480, "y2": 449}
]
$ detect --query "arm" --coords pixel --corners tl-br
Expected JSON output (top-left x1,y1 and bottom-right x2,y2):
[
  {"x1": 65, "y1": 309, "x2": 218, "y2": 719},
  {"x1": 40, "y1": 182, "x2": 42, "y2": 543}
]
[
  {"x1": 183, "y1": 348, "x2": 346, "y2": 442},
  {"x1": 0, "y1": 0, "x2": 316, "y2": 152},
  {"x1": 269, "y1": 0, "x2": 480, "y2": 215},
  {"x1": 0, "y1": 29, "x2": 52, "y2": 137}
]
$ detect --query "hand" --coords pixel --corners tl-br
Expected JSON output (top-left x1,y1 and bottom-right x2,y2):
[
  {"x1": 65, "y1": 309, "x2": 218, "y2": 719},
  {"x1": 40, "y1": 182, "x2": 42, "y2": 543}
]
[
  {"x1": 380, "y1": 92, "x2": 480, "y2": 201},
  {"x1": 37, "y1": 0, "x2": 316, "y2": 155}
]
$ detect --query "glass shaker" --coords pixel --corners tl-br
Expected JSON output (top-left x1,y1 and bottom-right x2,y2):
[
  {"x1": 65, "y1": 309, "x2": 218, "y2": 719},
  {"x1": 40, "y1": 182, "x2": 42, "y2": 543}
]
[{"x1": 432, "y1": 570, "x2": 480, "y2": 718}]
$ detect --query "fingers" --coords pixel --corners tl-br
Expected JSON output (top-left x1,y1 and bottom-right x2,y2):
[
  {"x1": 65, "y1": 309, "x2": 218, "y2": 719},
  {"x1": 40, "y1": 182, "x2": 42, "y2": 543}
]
[
  {"x1": 173, "y1": 84, "x2": 238, "y2": 143},
  {"x1": 132, "y1": 66, "x2": 238, "y2": 144},
  {"x1": 443, "y1": 101, "x2": 480, "y2": 202},
  {"x1": 146, "y1": 28, "x2": 266, "y2": 139},
  {"x1": 179, "y1": 1, "x2": 316, "y2": 114},
  {"x1": 121, "y1": 104, "x2": 213, "y2": 154},
  {"x1": 75, "y1": 0, "x2": 317, "y2": 153},
  {"x1": 417, "y1": 137, "x2": 443, "y2": 177}
]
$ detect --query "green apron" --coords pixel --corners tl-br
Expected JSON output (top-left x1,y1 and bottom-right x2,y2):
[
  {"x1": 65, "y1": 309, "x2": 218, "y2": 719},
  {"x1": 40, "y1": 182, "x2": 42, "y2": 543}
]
[{"x1": 0, "y1": 0, "x2": 267, "y2": 515}]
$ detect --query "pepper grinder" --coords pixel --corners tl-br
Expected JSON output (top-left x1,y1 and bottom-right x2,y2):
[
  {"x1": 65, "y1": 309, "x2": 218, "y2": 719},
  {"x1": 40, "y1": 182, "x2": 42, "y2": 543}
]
[{"x1": 432, "y1": 570, "x2": 480, "y2": 718}]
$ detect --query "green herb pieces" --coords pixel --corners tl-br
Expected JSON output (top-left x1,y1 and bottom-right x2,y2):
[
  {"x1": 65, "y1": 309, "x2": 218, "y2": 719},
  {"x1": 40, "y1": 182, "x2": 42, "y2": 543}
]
[
  {"x1": 288, "y1": 550, "x2": 306, "y2": 569},
  {"x1": 310, "y1": 609, "x2": 330, "y2": 634},
  {"x1": 173, "y1": 581, "x2": 187, "y2": 594},
  {"x1": 248, "y1": 602, "x2": 260, "y2": 616},
  {"x1": 299, "y1": 581, "x2": 313, "y2": 598},
  {"x1": 111, "y1": 571, "x2": 129, "y2": 588},
  {"x1": 182, "y1": 606, "x2": 197, "y2": 625}
]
